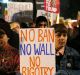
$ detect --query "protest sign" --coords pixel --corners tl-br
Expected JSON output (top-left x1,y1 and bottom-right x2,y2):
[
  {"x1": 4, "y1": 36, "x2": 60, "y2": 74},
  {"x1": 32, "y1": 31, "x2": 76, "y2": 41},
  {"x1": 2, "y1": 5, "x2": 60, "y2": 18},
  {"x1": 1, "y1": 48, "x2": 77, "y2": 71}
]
[
  {"x1": 19, "y1": 28, "x2": 56, "y2": 75},
  {"x1": 5, "y1": 2, "x2": 33, "y2": 22},
  {"x1": 44, "y1": 0, "x2": 60, "y2": 13}
]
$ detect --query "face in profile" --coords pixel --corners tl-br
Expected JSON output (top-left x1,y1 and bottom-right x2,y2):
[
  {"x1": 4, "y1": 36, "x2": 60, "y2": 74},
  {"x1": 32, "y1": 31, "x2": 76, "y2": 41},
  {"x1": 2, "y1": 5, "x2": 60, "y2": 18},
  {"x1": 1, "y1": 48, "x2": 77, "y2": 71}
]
[{"x1": 55, "y1": 32, "x2": 68, "y2": 50}]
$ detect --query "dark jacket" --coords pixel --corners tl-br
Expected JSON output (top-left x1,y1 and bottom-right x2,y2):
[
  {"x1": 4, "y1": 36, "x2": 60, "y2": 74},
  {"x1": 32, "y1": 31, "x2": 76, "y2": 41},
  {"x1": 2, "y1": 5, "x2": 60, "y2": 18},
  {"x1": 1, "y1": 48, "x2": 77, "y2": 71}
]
[
  {"x1": 56, "y1": 46, "x2": 80, "y2": 75},
  {"x1": 67, "y1": 27, "x2": 80, "y2": 54}
]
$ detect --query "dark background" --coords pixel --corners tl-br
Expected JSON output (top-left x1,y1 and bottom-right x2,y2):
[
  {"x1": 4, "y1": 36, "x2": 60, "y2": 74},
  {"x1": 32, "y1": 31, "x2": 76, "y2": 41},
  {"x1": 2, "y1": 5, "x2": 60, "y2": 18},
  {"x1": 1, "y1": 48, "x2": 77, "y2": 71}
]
[
  {"x1": 60, "y1": 0, "x2": 80, "y2": 19},
  {"x1": 12, "y1": 0, "x2": 80, "y2": 19},
  {"x1": 0, "y1": 0, "x2": 80, "y2": 19}
]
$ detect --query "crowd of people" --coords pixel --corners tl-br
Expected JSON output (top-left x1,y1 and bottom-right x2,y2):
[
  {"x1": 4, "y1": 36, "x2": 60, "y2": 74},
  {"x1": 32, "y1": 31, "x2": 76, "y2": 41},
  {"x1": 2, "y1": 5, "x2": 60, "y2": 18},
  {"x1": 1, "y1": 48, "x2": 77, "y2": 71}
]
[{"x1": 0, "y1": 12, "x2": 80, "y2": 75}]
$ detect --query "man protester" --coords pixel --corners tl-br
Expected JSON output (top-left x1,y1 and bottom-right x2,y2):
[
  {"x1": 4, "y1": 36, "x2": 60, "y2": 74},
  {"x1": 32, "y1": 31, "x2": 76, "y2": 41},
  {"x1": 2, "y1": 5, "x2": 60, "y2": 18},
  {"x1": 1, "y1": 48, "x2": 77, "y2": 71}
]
[{"x1": 51, "y1": 24, "x2": 80, "y2": 75}]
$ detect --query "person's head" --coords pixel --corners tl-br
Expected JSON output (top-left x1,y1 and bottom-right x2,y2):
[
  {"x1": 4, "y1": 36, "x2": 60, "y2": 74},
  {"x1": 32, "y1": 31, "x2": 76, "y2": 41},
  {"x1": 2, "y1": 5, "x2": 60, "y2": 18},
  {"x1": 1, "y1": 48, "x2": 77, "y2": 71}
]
[
  {"x1": 10, "y1": 22, "x2": 20, "y2": 34},
  {"x1": 0, "y1": 29, "x2": 9, "y2": 48},
  {"x1": 35, "y1": 16, "x2": 48, "y2": 28},
  {"x1": 29, "y1": 22, "x2": 35, "y2": 28},
  {"x1": 51, "y1": 24, "x2": 68, "y2": 50}
]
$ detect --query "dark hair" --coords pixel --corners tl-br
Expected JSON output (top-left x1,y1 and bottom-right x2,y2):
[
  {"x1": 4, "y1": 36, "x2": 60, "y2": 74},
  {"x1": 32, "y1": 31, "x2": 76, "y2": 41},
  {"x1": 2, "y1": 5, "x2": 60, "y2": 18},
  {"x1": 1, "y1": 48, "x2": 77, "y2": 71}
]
[
  {"x1": 51, "y1": 24, "x2": 68, "y2": 34},
  {"x1": 0, "y1": 18, "x2": 11, "y2": 37},
  {"x1": 35, "y1": 16, "x2": 48, "y2": 27}
]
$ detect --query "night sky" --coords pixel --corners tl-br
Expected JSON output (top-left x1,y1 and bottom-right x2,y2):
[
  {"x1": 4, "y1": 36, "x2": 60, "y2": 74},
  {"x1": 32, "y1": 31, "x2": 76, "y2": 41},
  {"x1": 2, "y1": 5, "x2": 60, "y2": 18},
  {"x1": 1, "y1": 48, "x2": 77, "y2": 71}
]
[{"x1": 60, "y1": 0, "x2": 80, "y2": 19}]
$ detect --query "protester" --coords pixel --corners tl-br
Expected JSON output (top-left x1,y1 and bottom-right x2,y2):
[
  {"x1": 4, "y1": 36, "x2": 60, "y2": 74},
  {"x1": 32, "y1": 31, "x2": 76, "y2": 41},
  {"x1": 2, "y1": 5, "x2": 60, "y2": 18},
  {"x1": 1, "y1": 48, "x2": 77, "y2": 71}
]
[
  {"x1": 35, "y1": 16, "x2": 48, "y2": 28},
  {"x1": 0, "y1": 18, "x2": 19, "y2": 49},
  {"x1": 0, "y1": 29, "x2": 20, "y2": 75},
  {"x1": 67, "y1": 12, "x2": 80, "y2": 54},
  {"x1": 29, "y1": 21, "x2": 35, "y2": 28},
  {"x1": 51, "y1": 24, "x2": 80, "y2": 75}
]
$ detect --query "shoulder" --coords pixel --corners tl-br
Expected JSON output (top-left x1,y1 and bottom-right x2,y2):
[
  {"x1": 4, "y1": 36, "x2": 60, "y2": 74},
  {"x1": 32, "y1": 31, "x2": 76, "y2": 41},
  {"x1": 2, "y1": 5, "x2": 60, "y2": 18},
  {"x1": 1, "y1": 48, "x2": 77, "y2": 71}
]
[
  {"x1": 65, "y1": 46, "x2": 80, "y2": 56},
  {"x1": 65, "y1": 46, "x2": 80, "y2": 70}
]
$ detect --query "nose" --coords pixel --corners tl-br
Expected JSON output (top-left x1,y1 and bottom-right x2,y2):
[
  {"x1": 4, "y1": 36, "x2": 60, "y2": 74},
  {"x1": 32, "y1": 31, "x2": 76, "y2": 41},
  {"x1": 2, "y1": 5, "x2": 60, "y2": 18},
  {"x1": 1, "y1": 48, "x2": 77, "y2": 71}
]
[
  {"x1": 60, "y1": 35, "x2": 65, "y2": 40},
  {"x1": 61, "y1": 35, "x2": 64, "y2": 38}
]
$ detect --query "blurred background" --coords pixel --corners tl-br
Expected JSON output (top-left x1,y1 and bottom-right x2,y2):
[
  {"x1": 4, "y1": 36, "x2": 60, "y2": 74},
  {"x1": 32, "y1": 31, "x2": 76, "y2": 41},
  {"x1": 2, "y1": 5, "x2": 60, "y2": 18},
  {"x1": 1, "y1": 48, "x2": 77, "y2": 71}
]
[{"x1": 0, "y1": 0, "x2": 80, "y2": 19}]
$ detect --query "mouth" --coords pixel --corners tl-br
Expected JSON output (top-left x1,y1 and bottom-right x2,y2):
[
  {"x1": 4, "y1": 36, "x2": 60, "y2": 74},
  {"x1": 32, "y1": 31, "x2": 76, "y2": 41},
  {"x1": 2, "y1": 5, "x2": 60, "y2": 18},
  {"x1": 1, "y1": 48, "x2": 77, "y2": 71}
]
[
  {"x1": 59, "y1": 41, "x2": 65, "y2": 44},
  {"x1": 59, "y1": 41, "x2": 65, "y2": 46}
]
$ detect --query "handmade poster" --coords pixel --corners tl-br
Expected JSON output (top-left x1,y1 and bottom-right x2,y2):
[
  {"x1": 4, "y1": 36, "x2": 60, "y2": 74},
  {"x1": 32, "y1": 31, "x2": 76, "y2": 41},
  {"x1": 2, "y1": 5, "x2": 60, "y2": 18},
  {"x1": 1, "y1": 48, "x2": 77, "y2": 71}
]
[
  {"x1": 44, "y1": 0, "x2": 60, "y2": 13},
  {"x1": 19, "y1": 28, "x2": 56, "y2": 75},
  {"x1": 5, "y1": 2, "x2": 33, "y2": 22}
]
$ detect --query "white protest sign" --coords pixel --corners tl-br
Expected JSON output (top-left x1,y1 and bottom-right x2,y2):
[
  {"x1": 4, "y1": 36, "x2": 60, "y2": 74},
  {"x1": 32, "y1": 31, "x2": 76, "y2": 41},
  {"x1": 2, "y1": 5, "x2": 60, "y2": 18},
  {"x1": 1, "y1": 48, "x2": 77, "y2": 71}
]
[
  {"x1": 5, "y1": 2, "x2": 33, "y2": 22},
  {"x1": 19, "y1": 28, "x2": 56, "y2": 75}
]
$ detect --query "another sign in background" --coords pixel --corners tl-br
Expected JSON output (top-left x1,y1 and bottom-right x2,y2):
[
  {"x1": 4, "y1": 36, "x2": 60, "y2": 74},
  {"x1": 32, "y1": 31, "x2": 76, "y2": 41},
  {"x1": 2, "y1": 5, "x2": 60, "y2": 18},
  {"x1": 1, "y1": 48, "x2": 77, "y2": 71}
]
[
  {"x1": 5, "y1": 2, "x2": 33, "y2": 22},
  {"x1": 37, "y1": 0, "x2": 60, "y2": 25},
  {"x1": 19, "y1": 28, "x2": 56, "y2": 75},
  {"x1": 44, "y1": 0, "x2": 60, "y2": 13}
]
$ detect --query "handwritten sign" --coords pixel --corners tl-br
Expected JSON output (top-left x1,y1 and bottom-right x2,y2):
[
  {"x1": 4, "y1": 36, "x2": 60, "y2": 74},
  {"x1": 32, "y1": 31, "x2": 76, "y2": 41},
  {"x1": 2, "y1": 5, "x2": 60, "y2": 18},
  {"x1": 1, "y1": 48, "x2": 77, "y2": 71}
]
[
  {"x1": 19, "y1": 28, "x2": 56, "y2": 75},
  {"x1": 5, "y1": 2, "x2": 33, "y2": 22},
  {"x1": 44, "y1": 0, "x2": 60, "y2": 13}
]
